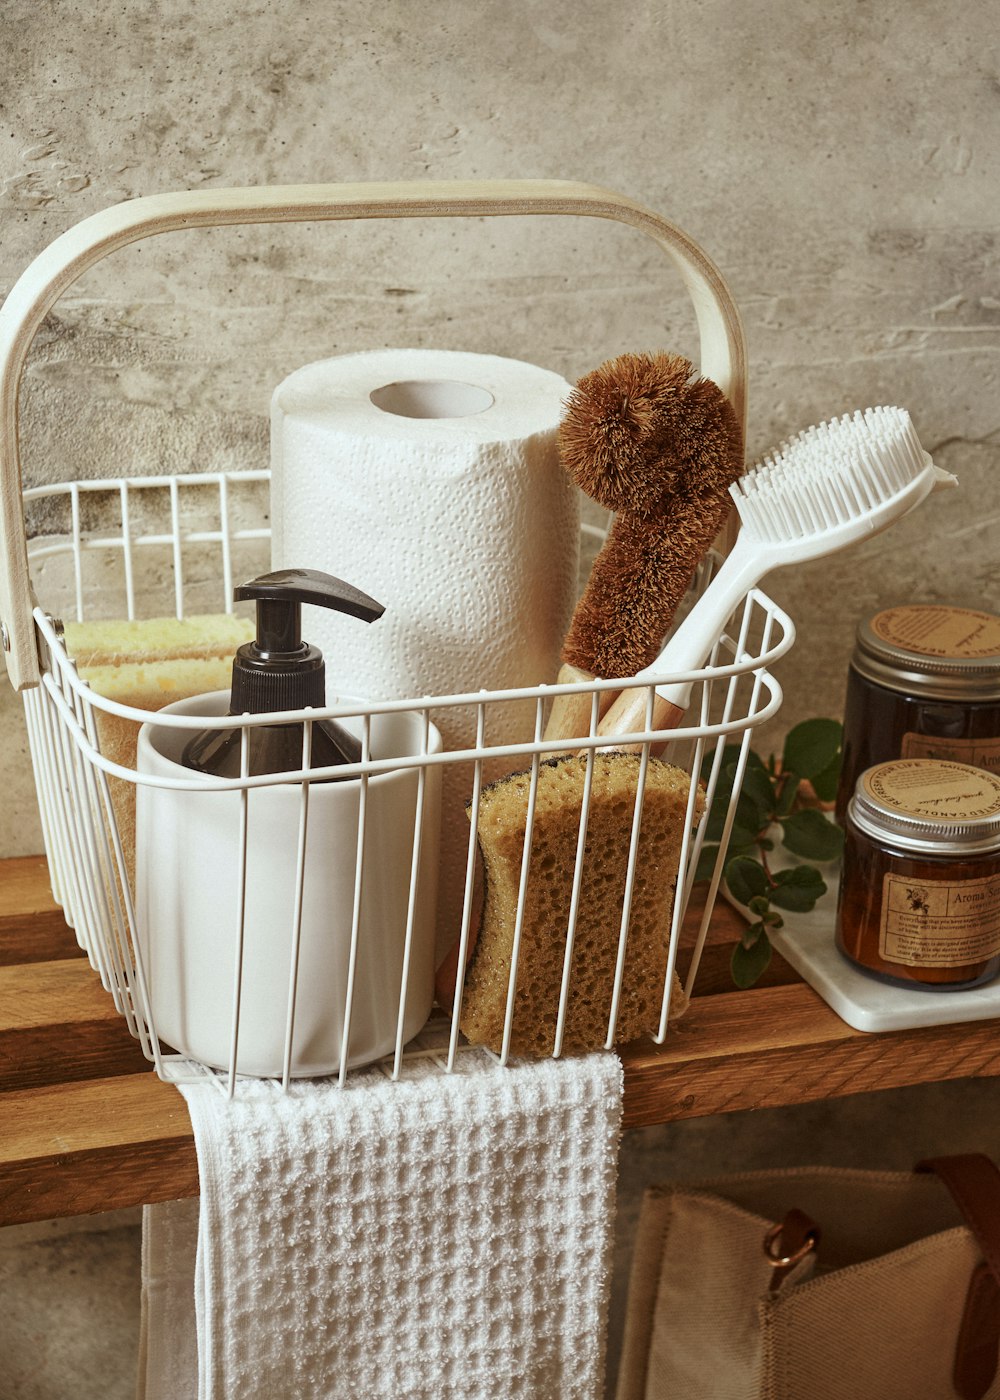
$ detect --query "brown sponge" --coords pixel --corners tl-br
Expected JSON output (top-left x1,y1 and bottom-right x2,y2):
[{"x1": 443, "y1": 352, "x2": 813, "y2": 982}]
[{"x1": 459, "y1": 753, "x2": 701, "y2": 1057}]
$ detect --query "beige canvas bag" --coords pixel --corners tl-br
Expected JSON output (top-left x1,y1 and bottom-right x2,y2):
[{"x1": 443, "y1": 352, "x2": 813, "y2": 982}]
[{"x1": 616, "y1": 1154, "x2": 1000, "y2": 1400}]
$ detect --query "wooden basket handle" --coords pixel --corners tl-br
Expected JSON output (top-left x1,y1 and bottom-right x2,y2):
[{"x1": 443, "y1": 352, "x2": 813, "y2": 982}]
[{"x1": 0, "y1": 179, "x2": 746, "y2": 690}]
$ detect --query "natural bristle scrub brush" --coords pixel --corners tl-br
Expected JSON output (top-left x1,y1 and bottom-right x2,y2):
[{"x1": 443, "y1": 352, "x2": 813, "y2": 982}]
[
  {"x1": 544, "y1": 351, "x2": 743, "y2": 742},
  {"x1": 599, "y1": 406, "x2": 957, "y2": 743}
]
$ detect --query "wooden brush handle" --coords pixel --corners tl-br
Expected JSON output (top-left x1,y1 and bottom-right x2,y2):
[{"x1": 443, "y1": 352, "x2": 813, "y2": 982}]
[
  {"x1": 543, "y1": 663, "x2": 619, "y2": 743},
  {"x1": 592, "y1": 686, "x2": 686, "y2": 753}
]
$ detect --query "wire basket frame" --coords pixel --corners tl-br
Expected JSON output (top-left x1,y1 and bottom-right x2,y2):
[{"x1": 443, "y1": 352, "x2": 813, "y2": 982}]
[{"x1": 22, "y1": 467, "x2": 793, "y2": 1094}]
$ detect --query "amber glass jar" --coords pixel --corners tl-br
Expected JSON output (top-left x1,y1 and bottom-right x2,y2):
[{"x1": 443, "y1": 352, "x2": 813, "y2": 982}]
[
  {"x1": 837, "y1": 759, "x2": 1000, "y2": 990},
  {"x1": 835, "y1": 605, "x2": 1000, "y2": 825}
]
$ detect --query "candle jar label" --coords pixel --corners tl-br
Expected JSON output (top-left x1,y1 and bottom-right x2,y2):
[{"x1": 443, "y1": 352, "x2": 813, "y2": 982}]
[
  {"x1": 878, "y1": 870, "x2": 1000, "y2": 968},
  {"x1": 901, "y1": 731, "x2": 1000, "y2": 775}
]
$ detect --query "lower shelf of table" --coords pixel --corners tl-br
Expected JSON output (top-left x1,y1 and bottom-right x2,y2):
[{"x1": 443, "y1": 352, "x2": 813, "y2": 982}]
[{"x1": 4, "y1": 854, "x2": 1000, "y2": 1226}]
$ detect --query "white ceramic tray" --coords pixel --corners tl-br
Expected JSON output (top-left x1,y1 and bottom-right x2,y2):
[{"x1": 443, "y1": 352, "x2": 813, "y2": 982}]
[{"x1": 727, "y1": 836, "x2": 1000, "y2": 1033}]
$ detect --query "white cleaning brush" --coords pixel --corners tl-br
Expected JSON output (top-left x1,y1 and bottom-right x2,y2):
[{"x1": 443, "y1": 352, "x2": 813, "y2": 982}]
[{"x1": 597, "y1": 407, "x2": 956, "y2": 739}]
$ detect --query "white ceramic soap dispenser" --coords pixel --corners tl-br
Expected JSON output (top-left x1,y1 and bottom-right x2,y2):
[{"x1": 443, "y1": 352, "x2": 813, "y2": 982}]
[{"x1": 135, "y1": 569, "x2": 443, "y2": 1079}]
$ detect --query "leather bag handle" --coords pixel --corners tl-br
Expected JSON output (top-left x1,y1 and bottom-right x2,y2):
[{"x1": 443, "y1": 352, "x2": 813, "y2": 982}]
[
  {"x1": 0, "y1": 179, "x2": 747, "y2": 691},
  {"x1": 917, "y1": 1154, "x2": 1000, "y2": 1400}
]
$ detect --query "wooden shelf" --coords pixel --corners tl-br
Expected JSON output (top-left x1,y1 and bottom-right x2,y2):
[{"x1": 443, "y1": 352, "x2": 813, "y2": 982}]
[{"x1": 4, "y1": 853, "x2": 1000, "y2": 1226}]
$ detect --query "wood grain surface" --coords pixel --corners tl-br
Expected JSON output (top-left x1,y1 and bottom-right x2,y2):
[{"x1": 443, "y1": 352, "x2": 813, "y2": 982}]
[{"x1": 2, "y1": 855, "x2": 999, "y2": 1225}]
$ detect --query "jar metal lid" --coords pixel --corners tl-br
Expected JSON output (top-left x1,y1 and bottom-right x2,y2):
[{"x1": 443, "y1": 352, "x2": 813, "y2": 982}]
[
  {"x1": 852, "y1": 605, "x2": 1000, "y2": 701},
  {"x1": 850, "y1": 758, "x2": 1000, "y2": 855}
]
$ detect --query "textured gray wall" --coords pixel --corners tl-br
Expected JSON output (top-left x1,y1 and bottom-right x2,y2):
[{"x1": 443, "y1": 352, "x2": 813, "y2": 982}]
[
  {"x1": 1, "y1": 4, "x2": 998, "y2": 1395},
  {"x1": 1, "y1": 0, "x2": 997, "y2": 852}
]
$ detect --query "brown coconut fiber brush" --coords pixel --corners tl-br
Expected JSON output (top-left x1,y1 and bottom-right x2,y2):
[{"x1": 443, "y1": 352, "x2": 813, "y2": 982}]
[{"x1": 544, "y1": 350, "x2": 743, "y2": 742}]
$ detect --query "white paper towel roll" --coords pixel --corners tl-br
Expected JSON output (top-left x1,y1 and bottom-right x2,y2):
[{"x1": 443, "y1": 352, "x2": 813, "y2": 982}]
[{"x1": 271, "y1": 349, "x2": 580, "y2": 956}]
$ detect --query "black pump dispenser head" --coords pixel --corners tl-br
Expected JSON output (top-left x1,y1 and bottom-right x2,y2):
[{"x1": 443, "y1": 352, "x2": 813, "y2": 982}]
[
  {"x1": 181, "y1": 569, "x2": 384, "y2": 780},
  {"x1": 230, "y1": 568, "x2": 384, "y2": 715}
]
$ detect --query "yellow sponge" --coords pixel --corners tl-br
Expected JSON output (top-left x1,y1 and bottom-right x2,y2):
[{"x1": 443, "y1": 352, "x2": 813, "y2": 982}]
[
  {"x1": 80, "y1": 656, "x2": 238, "y2": 711},
  {"x1": 83, "y1": 655, "x2": 238, "y2": 883},
  {"x1": 460, "y1": 752, "x2": 700, "y2": 1057},
  {"x1": 64, "y1": 616, "x2": 252, "y2": 895},
  {"x1": 64, "y1": 612, "x2": 253, "y2": 669}
]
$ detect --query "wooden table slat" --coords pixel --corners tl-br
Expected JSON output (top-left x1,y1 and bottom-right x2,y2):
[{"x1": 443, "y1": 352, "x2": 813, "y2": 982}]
[
  {"x1": 620, "y1": 987, "x2": 1000, "y2": 1126},
  {"x1": 2, "y1": 853, "x2": 1000, "y2": 1225}
]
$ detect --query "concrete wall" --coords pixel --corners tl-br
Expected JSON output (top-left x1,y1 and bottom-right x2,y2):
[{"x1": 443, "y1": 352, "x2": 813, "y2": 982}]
[
  {"x1": 2, "y1": 0, "x2": 997, "y2": 852},
  {"x1": 1, "y1": 2, "x2": 997, "y2": 1395}
]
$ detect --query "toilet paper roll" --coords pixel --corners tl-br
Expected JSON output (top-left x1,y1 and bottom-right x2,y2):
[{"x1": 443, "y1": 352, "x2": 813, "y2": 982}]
[{"x1": 271, "y1": 349, "x2": 580, "y2": 958}]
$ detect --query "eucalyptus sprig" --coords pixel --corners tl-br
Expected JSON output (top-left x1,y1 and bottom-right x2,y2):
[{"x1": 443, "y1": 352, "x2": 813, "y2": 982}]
[{"x1": 695, "y1": 718, "x2": 845, "y2": 988}]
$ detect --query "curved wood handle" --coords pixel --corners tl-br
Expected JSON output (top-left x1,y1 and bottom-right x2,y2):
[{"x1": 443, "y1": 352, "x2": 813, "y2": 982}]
[
  {"x1": 542, "y1": 662, "x2": 621, "y2": 743},
  {"x1": 590, "y1": 687, "x2": 686, "y2": 754},
  {"x1": 0, "y1": 179, "x2": 746, "y2": 689}
]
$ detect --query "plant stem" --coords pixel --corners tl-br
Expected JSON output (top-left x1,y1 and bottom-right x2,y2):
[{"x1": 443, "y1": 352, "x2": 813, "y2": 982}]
[{"x1": 757, "y1": 838, "x2": 775, "y2": 885}]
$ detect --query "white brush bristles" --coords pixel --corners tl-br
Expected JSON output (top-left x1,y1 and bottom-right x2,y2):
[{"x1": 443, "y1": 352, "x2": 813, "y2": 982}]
[{"x1": 731, "y1": 406, "x2": 928, "y2": 542}]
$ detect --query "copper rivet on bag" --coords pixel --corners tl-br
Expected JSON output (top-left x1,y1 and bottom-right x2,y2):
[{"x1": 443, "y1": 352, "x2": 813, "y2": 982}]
[{"x1": 762, "y1": 1221, "x2": 817, "y2": 1269}]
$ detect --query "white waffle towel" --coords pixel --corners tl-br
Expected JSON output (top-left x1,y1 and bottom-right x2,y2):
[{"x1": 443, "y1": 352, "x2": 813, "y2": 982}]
[{"x1": 139, "y1": 1050, "x2": 623, "y2": 1400}]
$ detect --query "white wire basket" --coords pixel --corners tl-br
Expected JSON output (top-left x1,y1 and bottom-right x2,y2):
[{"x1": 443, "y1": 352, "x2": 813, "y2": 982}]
[{"x1": 1, "y1": 181, "x2": 795, "y2": 1093}]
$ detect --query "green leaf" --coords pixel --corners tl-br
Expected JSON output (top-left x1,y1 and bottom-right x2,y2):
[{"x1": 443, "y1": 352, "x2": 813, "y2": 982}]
[
  {"x1": 703, "y1": 759, "x2": 740, "y2": 818},
  {"x1": 764, "y1": 910, "x2": 784, "y2": 928},
  {"x1": 701, "y1": 746, "x2": 732, "y2": 787},
  {"x1": 701, "y1": 744, "x2": 769, "y2": 785},
  {"x1": 748, "y1": 894, "x2": 771, "y2": 917},
  {"x1": 778, "y1": 809, "x2": 845, "y2": 862},
  {"x1": 728, "y1": 843, "x2": 761, "y2": 862},
  {"x1": 739, "y1": 763, "x2": 778, "y2": 825},
  {"x1": 774, "y1": 864, "x2": 826, "y2": 889},
  {"x1": 723, "y1": 855, "x2": 770, "y2": 905},
  {"x1": 700, "y1": 751, "x2": 774, "y2": 857},
  {"x1": 740, "y1": 919, "x2": 767, "y2": 949},
  {"x1": 693, "y1": 840, "x2": 760, "y2": 884},
  {"x1": 774, "y1": 773, "x2": 801, "y2": 818},
  {"x1": 782, "y1": 719, "x2": 843, "y2": 782},
  {"x1": 809, "y1": 750, "x2": 843, "y2": 803},
  {"x1": 722, "y1": 851, "x2": 767, "y2": 907},
  {"x1": 731, "y1": 929, "x2": 773, "y2": 988},
  {"x1": 769, "y1": 864, "x2": 828, "y2": 911},
  {"x1": 702, "y1": 764, "x2": 735, "y2": 839},
  {"x1": 705, "y1": 789, "x2": 763, "y2": 847},
  {"x1": 693, "y1": 843, "x2": 722, "y2": 884}
]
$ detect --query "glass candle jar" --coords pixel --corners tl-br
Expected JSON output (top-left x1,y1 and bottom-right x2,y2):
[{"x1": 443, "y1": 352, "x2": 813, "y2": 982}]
[
  {"x1": 835, "y1": 605, "x2": 1000, "y2": 825},
  {"x1": 837, "y1": 759, "x2": 1000, "y2": 991}
]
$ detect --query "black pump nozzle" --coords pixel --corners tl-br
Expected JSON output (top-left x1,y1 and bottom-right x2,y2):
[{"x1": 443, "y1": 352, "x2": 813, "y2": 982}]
[
  {"x1": 181, "y1": 568, "x2": 384, "y2": 779},
  {"x1": 231, "y1": 568, "x2": 384, "y2": 715}
]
